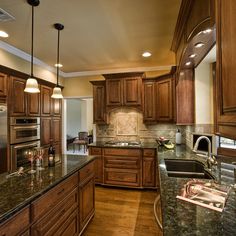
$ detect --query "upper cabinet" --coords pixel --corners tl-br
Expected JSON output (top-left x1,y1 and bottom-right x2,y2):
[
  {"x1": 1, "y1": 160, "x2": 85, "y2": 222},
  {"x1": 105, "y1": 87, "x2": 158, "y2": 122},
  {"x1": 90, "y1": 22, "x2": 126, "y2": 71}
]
[
  {"x1": 215, "y1": 0, "x2": 236, "y2": 139},
  {"x1": 9, "y1": 76, "x2": 27, "y2": 116},
  {"x1": 104, "y1": 73, "x2": 143, "y2": 109},
  {"x1": 41, "y1": 85, "x2": 52, "y2": 116},
  {"x1": 90, "y1": 81, "x2": 108, "y2": 124},
  {"x1": 0, "y1": 72, "x2": 7, "y2": 97}
]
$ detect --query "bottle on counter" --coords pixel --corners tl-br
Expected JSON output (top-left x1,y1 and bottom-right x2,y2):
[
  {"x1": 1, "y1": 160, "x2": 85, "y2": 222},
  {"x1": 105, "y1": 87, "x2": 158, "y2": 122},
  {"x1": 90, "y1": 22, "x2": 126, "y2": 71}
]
[
  {"x1": 48, "y1": 144, "x2": 55, "y2": 167},
  {"x1": 175, "y1": 129, "x2": 182, "y2": 145}
]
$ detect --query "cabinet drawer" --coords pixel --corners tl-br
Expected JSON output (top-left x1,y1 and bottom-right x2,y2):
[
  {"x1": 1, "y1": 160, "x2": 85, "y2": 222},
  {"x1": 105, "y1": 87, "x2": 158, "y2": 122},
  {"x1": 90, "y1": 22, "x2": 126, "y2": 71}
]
[
  {"x1": 104, "y1": 156, "x2": 140, "y2": 169},
  {"x1": 104, "y1": 168, "x2": 140, "y2": 187},
  {"x1": 79, "y1": 161, "x2": 94, "y2": 182},
  {"x1": 31, "y1": 173, "x2": 78, "y2": 221},
  {"x1": 31, "y1": 188, "x2": 78, "y2": 236},
  {"x1": 0, "y1": 207, "x2": 30, "y2": 236},
  {"x1": 89, "y1": 147, "x2": 102, "y2": 155},
  {"x1": 103, "y1": 148, "x2": 141, "y2": 157},
  {"x1": 143, "y1": 149, "x2": 156, "y2": 157}
]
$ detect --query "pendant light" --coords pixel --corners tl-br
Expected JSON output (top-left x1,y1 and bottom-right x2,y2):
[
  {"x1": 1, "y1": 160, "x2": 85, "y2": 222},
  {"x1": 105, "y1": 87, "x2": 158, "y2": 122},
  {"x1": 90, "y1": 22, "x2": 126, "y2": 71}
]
[
  {"x1": 24, "y1": 0, "x2": 40, "y2": 93},
  {"x1": 51, "y1": 23, "x2": 64, "y2": 99}
]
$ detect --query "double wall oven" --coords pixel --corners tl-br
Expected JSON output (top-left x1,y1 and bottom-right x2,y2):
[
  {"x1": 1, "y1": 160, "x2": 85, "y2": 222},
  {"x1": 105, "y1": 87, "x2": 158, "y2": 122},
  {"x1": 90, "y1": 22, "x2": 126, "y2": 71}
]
[{"x1": 10, "y1": 117, "x2": 40, "y2": 171}]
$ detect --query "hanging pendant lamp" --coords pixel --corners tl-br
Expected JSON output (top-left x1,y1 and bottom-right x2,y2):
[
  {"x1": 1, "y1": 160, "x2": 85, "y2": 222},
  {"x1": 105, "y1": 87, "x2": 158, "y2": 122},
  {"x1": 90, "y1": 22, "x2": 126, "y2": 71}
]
[
  {"x1": 51, "y1": 23, "x2": 64, "y2": 99},
  {"x1": 24, "y1": 0, "x2": 40, "y2": 93}
]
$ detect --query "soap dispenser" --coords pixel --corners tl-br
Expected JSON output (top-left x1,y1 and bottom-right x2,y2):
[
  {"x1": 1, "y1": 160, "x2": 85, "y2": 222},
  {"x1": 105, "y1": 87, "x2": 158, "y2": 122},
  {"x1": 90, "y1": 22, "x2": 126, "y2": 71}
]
[{"x1": 175, "y1": 129, "x2": 182, "y2": 145}]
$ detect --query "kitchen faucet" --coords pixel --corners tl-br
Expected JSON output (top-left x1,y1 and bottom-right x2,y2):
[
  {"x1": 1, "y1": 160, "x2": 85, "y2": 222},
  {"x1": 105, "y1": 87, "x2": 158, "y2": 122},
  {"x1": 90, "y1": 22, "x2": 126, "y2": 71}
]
[{"x1": 193, "y1": 136, "x2": 217, "y2": 169}]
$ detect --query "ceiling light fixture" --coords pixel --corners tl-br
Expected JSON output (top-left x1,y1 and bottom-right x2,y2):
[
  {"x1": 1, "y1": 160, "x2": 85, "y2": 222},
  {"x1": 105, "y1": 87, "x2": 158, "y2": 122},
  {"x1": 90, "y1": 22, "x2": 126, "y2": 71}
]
[
  {"x1": 142, "y1": 52, "x2": 152, "y2": 57},
  {"x1": 189, "y1": 53, "x2": 197, "y2": 58},
  {"x1": 54, "y1": 63, "x2": 63, "y2": 68},
  {"x1": 24, "y1": 0, "x2": 40, "y2": 93},
  {"x1": 203, "y1": 28, "x2": 212, "y2": 34},
  {"x1": 51, "y1": 23, "x2": 64, "y2": 99},
  {"x1": 185, "y1": 61, "x2": 191, "y2": 66},
  {"x1": 0, "y1": 30, "x2": 9, "y2": 38},
  {"x1": 194, "y1": 42, "x2": 205, "y2": 48}
]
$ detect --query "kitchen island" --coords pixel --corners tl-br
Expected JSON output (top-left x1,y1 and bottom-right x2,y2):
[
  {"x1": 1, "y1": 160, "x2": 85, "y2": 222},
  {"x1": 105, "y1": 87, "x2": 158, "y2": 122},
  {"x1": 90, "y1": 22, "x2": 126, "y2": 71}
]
[
  {"x1": 0, "y1": 154, "x2": 96, "y2": 236},
  {"x1": 158, "y1": 145, "x2": 236, "y2": 236}
]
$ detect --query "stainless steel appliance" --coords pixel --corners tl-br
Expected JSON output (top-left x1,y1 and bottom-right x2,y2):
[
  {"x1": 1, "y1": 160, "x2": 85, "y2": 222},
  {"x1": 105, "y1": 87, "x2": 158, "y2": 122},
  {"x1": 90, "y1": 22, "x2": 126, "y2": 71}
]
[
  {"x1": 11, "y1": 140, "x2": 40, "y2": 171},
  {"x1": 10, "y1": 117, "x2": 40, "y2": 171},
  {"x1": 0, "y1": 103, "x2": 7, "y2": 173},
  {"x1": 10, "y1": 117, "x2": 40, "y2": 144}
]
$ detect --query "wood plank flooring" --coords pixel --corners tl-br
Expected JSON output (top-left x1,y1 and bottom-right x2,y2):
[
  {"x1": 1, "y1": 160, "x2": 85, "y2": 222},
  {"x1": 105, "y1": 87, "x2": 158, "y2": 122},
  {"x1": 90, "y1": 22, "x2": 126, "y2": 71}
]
[{"x1": 82, "y1": 186, "x2": 163, "y2": 236}]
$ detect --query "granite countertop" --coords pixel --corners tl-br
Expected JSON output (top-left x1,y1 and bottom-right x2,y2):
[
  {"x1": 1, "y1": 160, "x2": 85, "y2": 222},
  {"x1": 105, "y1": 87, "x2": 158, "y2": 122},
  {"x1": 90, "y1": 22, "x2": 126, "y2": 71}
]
[
  {"x1": 88, "y1": 141, "x2": 158, "y2": 149},
  {"x1": 158, "y1": 145, "x2": 236, "y2": 236},
  {"x1": 0, "y1": 154, "x2": 95, "y2": 224}
]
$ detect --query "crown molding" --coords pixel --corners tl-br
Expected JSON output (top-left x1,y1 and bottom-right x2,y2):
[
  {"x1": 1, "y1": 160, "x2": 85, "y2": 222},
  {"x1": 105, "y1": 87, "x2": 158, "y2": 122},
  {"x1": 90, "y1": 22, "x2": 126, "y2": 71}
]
[{"x1": 0, "y1": 40, "x2": 175, "y2": 78}]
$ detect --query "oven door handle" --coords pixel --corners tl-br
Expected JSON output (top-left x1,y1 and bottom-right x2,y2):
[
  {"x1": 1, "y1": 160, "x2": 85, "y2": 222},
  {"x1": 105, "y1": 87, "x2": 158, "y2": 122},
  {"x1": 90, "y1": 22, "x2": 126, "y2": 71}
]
[
  {"x1": 13, "y1": 142, "x2": 39, "y2": 149},
  {"x1": 13, "y1": 126, "x2": 39, "y2": 130}
]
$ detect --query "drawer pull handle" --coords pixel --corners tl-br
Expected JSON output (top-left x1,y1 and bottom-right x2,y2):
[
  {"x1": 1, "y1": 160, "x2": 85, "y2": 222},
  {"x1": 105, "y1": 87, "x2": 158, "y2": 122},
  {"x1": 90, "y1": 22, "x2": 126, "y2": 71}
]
[{"x1": 57, "y1": 188, "x2": 65, "y2": 195}]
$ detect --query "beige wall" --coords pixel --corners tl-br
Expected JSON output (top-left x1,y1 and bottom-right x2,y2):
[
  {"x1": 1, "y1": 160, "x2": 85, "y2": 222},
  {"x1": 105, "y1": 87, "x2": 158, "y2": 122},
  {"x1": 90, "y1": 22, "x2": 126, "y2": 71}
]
[
  {"x1": 195, "y1": 62, "x2": 214, "y2": 124},
  {"x1": 0, "y1": 48, "x2": 63, "y2": 85}
]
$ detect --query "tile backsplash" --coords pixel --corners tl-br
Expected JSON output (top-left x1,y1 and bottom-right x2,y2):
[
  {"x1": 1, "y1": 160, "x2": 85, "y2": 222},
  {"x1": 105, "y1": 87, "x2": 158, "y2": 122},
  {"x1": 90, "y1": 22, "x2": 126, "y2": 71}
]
[{"x1": 95, "y1": 108, "x2": 186, "y2": 143}]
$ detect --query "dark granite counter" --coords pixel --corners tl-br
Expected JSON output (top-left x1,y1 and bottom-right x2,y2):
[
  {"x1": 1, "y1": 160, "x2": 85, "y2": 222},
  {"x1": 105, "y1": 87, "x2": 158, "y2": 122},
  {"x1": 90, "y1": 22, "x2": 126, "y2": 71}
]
[
  {"x1": 0, "y1": 154, "x2": 95, "y2": 224},
  {"x1": 88, "y1": 141, "x2": 158, "y2": 149},
  {"x1": 158, "y1": 145, "x2": 236, "y2": 236}
]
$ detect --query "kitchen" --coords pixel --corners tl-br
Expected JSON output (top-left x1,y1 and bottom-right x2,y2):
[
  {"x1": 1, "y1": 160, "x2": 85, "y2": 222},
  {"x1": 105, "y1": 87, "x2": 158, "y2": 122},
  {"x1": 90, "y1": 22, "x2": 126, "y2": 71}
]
[{"x1": 0, "y1": 0, "x2": 236, "y2": 235}]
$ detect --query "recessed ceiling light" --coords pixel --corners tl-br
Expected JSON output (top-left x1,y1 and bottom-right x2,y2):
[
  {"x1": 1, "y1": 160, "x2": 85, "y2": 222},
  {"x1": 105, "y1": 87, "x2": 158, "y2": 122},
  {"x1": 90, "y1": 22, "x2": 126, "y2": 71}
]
[
  {"x1": 195, "y1": 42, "x2": 205, "y2": 48},
  {"x1": 189, "y1": 53, "x2": 197, "y2": 58},
  {"x1": 55, "y1": 63, "x2": 63, "y2": 68},
  {"x1": 0, "y1": 30, "x2": 9, "y2": 38},
  {"x1": 142, "y1": 52, "x2": 152, "y2": 57},
  {"x1": 185, "y1": 61, "x2": 191, "y2": 66}
]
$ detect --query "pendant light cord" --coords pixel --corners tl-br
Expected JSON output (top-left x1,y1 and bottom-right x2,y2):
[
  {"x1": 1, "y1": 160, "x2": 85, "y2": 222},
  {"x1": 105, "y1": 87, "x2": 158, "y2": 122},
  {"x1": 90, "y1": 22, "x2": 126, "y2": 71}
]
[
  {"x1": 56, "y1": 29, "x2": 60, "y2": 86},
  {"x1": 31, "y1": 4, "x2": 34, "y2": 78}
]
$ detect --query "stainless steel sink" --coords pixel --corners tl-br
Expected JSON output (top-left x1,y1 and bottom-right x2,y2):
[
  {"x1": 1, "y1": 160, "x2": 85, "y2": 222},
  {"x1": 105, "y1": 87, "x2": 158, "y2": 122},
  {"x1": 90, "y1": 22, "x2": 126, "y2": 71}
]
[{"x1": 164, "y1": 159, "x2": 215, "y2": 179}]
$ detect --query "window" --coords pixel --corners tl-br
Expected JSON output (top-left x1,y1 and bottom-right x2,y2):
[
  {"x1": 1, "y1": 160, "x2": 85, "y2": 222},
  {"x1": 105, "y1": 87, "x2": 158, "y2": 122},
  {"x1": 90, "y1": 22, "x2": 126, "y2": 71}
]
[{"x1": 219, "y1": 137, "x2": 236, "y2": 149}]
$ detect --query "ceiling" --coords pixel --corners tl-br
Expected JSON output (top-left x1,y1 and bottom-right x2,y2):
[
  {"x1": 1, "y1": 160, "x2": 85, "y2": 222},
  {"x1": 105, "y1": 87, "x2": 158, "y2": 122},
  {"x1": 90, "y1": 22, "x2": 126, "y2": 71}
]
[{"x1": 0, "y1": 0, "x2": 181, "y2": 74}]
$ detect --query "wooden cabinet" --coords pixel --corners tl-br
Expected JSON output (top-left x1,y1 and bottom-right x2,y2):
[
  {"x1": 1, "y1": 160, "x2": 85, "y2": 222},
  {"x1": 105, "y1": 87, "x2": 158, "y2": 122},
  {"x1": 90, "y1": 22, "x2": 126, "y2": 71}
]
[
  {"x1": 143, "y1": 80, "x2": 156, "y2": 123},
  {"x1": 0, "y1": 207, "x2": 30, "y2": 236},
  {"x1": 90, "y1": 81, "x2": 108, "y2": 124},
  {"x1": 52, "y1": 98, "x2": 62, "y2": 116},
  {"x1": 9, "y1": 76, "x2": 26, "y2": 116},
  {"x1": 79, "y1": 162, "x2": 95, "y2": 232},
  {"x1": 103, "y1": 148, "x2": 141, "y2": 187},
  {"x1": 89, "y1": 147, "x2": 103, "y2": 184},
  {"x1": 0, "y1": 72, "x2": 7, "y2": 96},
  {"x1": 52, "y1": 117, "x2": 61, "y2": 143},
  {"x1": 41, "y1": 85, "x2": 52, "y2": 116},
  {"x1": 106, "y1": 78, "x2": 123, "y2": 106},
  {"x1": 156, "y1": 77, "x2": 173, "y2": 122},
  {"x1": 176, "y1": 69, "x2": 195, "y2": 124},
  {"x1": 41, "y1": 117, "x2": 52, "y2": 146},
  {"x1": 215, "y1": 0, "x2": 236, "y2": 139},
  {"x1": 142, "y1": 149, "x2": 157, "y2": 187},
  {"x1": 104, "y1": 73, "x2": 143, "y2": 108},
  {"x1": 27, "y1": 91, "x2": 41, "y2": 116}
]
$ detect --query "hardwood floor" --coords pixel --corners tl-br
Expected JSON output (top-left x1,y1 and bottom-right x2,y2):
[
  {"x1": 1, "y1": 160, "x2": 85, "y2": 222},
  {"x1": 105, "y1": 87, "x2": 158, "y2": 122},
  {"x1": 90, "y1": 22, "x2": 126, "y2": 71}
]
[{"x1": 82, "y1": 186, "x2": 162, "y2": 236}]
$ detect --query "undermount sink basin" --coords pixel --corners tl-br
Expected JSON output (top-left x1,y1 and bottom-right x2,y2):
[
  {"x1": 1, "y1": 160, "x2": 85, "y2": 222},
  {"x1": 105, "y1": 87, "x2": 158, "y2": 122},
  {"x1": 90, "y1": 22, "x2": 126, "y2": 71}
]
[{"x1": 164, "y1": 159, "x2": 215, "y2": 179}]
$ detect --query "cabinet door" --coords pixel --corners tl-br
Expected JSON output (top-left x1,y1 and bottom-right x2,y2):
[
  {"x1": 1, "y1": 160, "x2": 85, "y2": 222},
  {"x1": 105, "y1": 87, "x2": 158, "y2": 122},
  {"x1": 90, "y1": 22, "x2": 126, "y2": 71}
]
[
  {"x1": 143, "y1": 80, "x2": 156, "y2": 123},
  {"x1": 156, "y1": 77, "x2": 173, "y2": 122},
  {"x1": 52, "y1": 118, "x2": 61, "y2": 143},
  {"x1": 27, "y1": 88, "x2": 41, "y2": 116},
  {"x1": 0, "y1": 72, "x2": 7, "y2": 96},
  {"x1": 106, "y1": 78, "x2": 123, "y2": 106},
  {"x1": 9, "y1": 76, "x2": 26, "y2": 116},
  {"x1": 41, "y1": 85, "x2": 52, "y2": 116},
  {"x1": 216, "y1": 0, "x2": 236, "y2": 139},
  {"x1": 176, "y1": 69, "x2": 195, "y2": 124},
  {"x1": 79, "y1": 176, "x2": 95, "y2": 231},
  {"x1": 92, "y1": 81, "x2": 107, "y2": 124},
  {"x1": 143, "y1": 158, "x2": 156, "y2": 187},
  {"x1": 123, "y1": 77, "x2": 142, "y2": 106},
  {"x1": 41, "y1": 117, "x2": 52, "y2": 146},
  {"x1": 52, "y1": 98, "x2": 62, "y2": 116}
]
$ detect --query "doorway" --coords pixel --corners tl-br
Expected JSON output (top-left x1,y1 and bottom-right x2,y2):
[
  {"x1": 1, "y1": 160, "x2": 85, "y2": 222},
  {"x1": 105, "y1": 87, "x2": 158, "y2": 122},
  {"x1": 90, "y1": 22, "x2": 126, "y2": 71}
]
[{"x1": 62, "y1": 97, "x2": 93, "y2": 155}]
